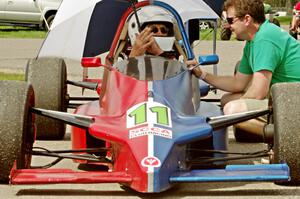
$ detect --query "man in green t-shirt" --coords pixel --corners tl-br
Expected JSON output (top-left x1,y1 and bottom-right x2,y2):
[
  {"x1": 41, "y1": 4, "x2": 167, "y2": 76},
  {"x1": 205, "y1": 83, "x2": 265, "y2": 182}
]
[{"x1": 191, "y1": 0, "x2": 300, "y2": 141}]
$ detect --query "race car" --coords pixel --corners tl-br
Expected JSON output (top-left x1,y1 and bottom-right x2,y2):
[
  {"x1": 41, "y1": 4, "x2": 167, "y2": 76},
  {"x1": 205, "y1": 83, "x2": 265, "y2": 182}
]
[{"x1": 0, "y1": 0, "x2": 299, "y2": 193}]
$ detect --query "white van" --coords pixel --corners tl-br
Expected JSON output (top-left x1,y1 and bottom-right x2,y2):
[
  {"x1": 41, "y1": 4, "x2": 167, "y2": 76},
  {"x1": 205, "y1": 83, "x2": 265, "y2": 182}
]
[{"x1": 0, "y1": 0, "x2": 62, "y2": 29}]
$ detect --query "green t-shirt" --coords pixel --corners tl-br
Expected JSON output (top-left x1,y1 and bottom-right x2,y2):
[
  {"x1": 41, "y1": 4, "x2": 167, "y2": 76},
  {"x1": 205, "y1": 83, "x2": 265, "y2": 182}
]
[{"x1": 239, "y1": 20, "x2": 300, "y2": 86}]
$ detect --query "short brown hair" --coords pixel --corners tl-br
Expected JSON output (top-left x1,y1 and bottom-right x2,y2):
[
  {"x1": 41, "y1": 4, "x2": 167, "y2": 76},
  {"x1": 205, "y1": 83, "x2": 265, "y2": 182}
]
[{"x1": 224, "y1": 0, "x2": 265, "y2": 24}]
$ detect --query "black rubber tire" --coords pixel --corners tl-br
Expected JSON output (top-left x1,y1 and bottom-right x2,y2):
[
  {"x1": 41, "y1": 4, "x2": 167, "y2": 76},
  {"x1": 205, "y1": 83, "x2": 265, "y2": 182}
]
[
  {"x1": 233, "y1": 126, "x2": 264, "y2": 143},
  {"x1": 0, "y1": 81, "x2": 35, "y2": 183},
  {"x1": 289, "y1": 23, "x2": 298, "y2": 40},
  {"x1": 270, "y1": 18, "x2": 280, "y2": 27},
  {"x1": 45, "y1": 14, "x2": 55, "y2": 30},
  {"x1": 220, "y1": 27, "x2": 232, "y2": 41},
  {"x1": 272, "y1": 82, "x2": 300, "y2": 185},
  {"x1": 25, "y1": 58, "x2": 68, "y2": 140}
]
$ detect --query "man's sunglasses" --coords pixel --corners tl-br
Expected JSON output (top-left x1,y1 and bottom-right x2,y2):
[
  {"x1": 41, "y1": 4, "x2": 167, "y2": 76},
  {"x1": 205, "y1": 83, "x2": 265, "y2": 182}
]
[
  {"x1": 226, "y1": 17, "x2": 238, "y2": 25},
  {"x1": 150, "y1": 26, "x2": 169, "y2": 34}
]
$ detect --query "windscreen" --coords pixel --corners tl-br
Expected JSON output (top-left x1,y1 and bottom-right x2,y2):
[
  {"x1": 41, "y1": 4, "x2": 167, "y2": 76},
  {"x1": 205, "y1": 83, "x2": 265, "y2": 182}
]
[{"x1": 114, "y1": 55, "x2": 186, "y2": 81}]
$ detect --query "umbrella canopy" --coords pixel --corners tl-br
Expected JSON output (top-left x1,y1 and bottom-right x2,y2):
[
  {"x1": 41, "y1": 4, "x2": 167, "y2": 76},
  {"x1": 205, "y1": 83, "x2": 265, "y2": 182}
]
[
  {"x1": 203, "y1": 0, "x2": 224, "y2": 17},
  {"x1": 158, "y1": 0, "x2": 219, "y2": 21},
  {"x1": 38, "y1": 0, "x2": 130, "y2": 60},
  {"x1": 38, "y1": 0, "x2": 219, "y2": 61}
]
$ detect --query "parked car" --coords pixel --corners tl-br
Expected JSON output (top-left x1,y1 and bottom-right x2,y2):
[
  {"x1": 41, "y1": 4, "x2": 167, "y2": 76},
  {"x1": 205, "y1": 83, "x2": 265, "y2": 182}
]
[{"x1": 0, "y1": 0, "x2": 62, "y2": 30}]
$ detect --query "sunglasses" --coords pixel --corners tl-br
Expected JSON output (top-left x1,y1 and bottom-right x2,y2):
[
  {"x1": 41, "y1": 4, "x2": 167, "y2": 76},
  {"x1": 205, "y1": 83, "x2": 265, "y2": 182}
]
[
  {"x1": 149, "y1": 25, "x2": 169, "y2": 34},
  {"x1": 226, "y1": 17, "x2": 238, "y2": 25}
]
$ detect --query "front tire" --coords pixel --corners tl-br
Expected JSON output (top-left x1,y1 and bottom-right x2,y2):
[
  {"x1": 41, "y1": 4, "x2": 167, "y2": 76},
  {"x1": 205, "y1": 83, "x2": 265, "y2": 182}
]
[
  {"x1": 25, "y1": 58, "x2": 68, "y2": 140},
  {"x1": 44, "y1": 14, "x2": 55, "y2": 30},
  {"x1": 272, "y1": 82, "x2": 300, "y2": 185},
  {"x1": 270, "y1": 18, "x2": 280, "y2": 27},
  {"x1": 0, "y1": 81, "x2": 34, "y2": 183}
]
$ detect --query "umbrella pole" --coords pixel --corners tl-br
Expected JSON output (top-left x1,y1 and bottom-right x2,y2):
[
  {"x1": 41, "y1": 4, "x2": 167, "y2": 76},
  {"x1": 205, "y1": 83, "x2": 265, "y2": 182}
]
[{"x1": 35, "y1": 0, "x2": 50, "y2": 30}]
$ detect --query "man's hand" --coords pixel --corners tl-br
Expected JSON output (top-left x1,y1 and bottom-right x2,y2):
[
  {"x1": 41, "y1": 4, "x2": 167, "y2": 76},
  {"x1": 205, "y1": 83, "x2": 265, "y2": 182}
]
[
  {"x1": 186, "y1": 59, "x2": 205, "y2": 79},
  {"x1": 186, "y1": 59, "x2": 198, "y2": 69},
  {"x1": 129, "y1": 27, "x2": 163, "y2": 57},
  {"x1": 129, "y1": 27, "x2": 154, "y2": 57}
]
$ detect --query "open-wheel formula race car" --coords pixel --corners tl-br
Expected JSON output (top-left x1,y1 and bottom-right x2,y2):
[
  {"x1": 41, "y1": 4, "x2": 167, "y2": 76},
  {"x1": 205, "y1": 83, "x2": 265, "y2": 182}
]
[{"x1": 1, "y1": 0, "x2": 300, "y2": 194}]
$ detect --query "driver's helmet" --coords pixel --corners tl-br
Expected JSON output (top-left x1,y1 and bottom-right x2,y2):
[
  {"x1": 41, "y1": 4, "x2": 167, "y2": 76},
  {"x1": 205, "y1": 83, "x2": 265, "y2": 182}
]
[
  {"x1": 127, "y1": 6, "x2": 176, "y2": 51},
  {"x1": 294, "y1": 2, "x2": 300, "y2": 16}
]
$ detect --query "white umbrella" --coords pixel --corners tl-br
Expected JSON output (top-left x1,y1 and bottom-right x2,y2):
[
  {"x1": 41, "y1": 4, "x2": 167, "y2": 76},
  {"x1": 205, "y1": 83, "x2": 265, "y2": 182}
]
[
  {"x1": 38, "y1": 0, "x2": 219, "y2": 61},
  {"x1": 38, "y1": 0, "x2": 131, "y2": 60},
  {"x1": 158, "y1": 0, "x2": 218, "y2": 21}
]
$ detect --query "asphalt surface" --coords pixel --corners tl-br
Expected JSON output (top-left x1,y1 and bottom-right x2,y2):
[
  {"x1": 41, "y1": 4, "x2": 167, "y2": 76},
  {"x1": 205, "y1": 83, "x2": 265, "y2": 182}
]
[{"x1": 1, "y1": 32, "x2": 300, "y2": 198}]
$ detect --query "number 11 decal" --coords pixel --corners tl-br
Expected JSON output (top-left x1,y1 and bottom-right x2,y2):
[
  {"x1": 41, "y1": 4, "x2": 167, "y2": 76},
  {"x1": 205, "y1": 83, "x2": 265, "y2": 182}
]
[{"x1": 127, "y1": 100, "x2": 172, "y2": 129}]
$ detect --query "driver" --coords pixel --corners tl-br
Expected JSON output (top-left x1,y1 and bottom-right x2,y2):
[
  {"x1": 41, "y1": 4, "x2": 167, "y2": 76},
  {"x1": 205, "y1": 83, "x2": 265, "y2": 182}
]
[{"x1": 127, "y1": 6, "x2": 178, "y2": 59}]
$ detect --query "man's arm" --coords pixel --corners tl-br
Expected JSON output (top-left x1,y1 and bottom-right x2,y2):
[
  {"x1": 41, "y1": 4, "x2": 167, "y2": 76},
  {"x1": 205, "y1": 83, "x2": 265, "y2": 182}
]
[
  {"x1": 241, "y1": 70, "x2": 272, "y2": 99},
  {"x1": 192, "y1": 66, "x2": 252, "y2": 93}
]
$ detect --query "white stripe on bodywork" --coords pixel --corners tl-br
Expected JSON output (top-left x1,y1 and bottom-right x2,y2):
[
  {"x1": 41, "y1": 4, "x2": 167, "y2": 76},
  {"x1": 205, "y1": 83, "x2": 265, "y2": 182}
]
[{"x1": 147, "y1": 82, "x2": 154, "y2": 192}]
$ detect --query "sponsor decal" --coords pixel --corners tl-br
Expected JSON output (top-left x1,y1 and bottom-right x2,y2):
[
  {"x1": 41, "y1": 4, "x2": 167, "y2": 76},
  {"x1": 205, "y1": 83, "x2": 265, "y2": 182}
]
[
  {"x1": 129, "y1": 126, "x2": 172, "y2": 139},
  {"x1": 141, "y1": 156, "x2": 161, "y2": 168},
  {"x1": 127, "y1": 100, "x2": 173, "y2": 139}
]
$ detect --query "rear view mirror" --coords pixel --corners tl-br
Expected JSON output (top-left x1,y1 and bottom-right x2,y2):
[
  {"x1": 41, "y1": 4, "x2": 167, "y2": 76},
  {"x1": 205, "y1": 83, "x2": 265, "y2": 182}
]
[
  {"x1": 198, "y1": 54, "x2": 219, "y2": 65},
  {"x1": 81, "y1": 57, "x2": 102, "y2": 67}
]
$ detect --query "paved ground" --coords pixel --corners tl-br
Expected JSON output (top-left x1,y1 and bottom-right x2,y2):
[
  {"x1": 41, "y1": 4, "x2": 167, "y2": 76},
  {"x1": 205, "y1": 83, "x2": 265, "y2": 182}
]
[
  {"x1": 1, "y1": 34, "x2": 300, "y2": 198},
  {"x1": 0, "y1": 38, "x2": 41, "y2": 73}
]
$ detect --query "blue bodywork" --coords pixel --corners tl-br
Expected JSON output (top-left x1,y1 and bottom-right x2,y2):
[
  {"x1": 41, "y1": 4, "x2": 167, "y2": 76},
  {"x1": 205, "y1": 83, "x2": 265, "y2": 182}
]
[
  {"x1": 148, "y1": 1, "x2": 290, "y2": 192},
  {"x1": 140, "y1": 69, "x2": 290, "y2": 192},
  {"x1": 170, "y1": 164, "x2": 290, "y2": 182}
]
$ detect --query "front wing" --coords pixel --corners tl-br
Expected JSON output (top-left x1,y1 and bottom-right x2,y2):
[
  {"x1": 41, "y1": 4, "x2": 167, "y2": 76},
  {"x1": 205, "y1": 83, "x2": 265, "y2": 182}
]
[{"x1": 11, "y1": 163, "x2": 289, "y2": 184}]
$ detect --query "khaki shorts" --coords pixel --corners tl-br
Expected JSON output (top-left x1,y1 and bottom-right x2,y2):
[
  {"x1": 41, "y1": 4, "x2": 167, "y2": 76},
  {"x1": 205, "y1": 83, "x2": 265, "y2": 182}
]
[
  {"x1": 244, "y1": 98, "x2": 269, "y2": 111},
  {"x1": 244, "y1": 98, "x2": 269, "y2": 122}
]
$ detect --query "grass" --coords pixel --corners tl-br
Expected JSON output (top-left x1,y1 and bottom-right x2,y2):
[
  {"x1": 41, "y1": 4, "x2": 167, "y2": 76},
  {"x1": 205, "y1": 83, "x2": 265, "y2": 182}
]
[
  {"x1": 200, "y1": 28, "x2": 223, "y2": 41},
  {"x1": 0, "y1": 72, "x2": 24, "y2": 81},
  {"x1": 0, "y1": 26, "x2": 46, "y2": 38},
  {"x1": 276, "y1": 16, "x2": 292, "y2": 25}
]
